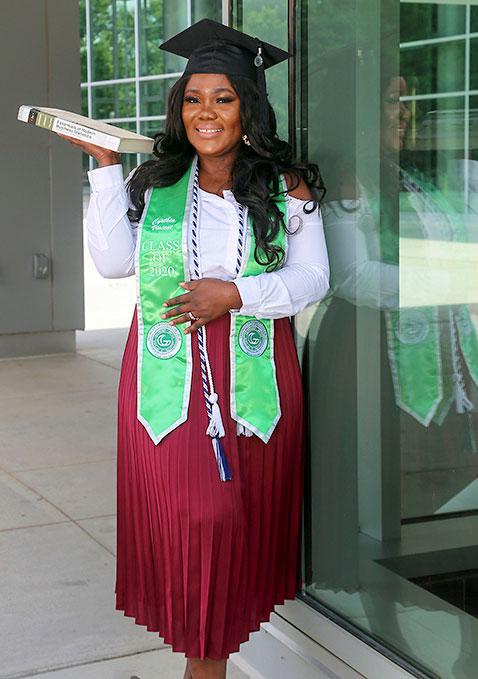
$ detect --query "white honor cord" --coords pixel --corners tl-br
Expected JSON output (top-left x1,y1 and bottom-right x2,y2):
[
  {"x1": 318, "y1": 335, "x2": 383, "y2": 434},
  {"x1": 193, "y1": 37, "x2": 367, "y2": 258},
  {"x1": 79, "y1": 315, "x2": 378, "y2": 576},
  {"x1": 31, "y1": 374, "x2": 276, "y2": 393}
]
[
  {"x1": 190, "y1": 168, "x2": 230, "y2": 480},
  {"x1": 449, "y1": 308, "x2": 473, "y2": 414}
]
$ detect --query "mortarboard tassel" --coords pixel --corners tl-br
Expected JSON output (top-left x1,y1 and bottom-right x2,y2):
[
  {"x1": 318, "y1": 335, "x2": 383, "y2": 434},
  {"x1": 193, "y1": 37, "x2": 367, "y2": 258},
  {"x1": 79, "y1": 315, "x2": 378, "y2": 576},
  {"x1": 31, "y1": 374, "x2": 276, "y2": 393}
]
[
  {"x1": 254, "y1": 43, "x2": 270, "y2": 131},
  {"x1": 212, "y1": 436, "x2": 232, "y2": 481}
]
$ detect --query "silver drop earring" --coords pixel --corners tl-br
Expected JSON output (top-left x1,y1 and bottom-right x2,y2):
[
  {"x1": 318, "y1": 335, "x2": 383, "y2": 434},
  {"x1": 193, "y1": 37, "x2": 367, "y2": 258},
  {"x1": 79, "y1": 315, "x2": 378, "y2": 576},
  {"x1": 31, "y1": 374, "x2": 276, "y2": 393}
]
[{"x1": 242, "y1": 134, "x2": 251, "y2": 146}]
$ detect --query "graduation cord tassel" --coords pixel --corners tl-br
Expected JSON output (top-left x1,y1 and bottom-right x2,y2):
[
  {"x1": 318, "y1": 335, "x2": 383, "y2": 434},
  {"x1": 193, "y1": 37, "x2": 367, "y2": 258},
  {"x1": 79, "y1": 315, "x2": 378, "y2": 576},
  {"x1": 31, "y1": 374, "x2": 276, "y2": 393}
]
[
  {"x1": 236, "y1": 422, "x2": 253, "y2": 437},
  {"x1": 190, "y1": 167, "x2": 232, "y2": 481},
  {"x1": 201, "y1": 329, "x2": 225, "y2": 438}
]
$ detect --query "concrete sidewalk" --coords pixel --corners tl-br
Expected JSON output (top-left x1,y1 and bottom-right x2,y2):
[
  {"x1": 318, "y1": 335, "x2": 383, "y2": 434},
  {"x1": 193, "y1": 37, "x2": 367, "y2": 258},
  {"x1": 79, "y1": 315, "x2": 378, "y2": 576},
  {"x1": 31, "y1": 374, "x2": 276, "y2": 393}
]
[{"x1": 0, "y1": 328, "x2": 250, "y2": 679}]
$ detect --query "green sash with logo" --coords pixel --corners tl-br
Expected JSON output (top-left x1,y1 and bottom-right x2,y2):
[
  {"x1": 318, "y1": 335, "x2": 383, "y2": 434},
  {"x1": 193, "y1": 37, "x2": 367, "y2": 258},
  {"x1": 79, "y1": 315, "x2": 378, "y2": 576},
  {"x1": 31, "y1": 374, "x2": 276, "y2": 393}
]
[
  {"x1": 135, "y1": 165, "x2": 194, "y2": 443},
  {"x1": 230, "y1": 218, "x2": 286, "y2": 442},
  {"x1": 383, "y1": 172, "x2": 478, "y2": 424},
  {"x1": 385, "y1": 307, "x2": 443, "y2": 425},
  {"x1": 136, "y1": 161, "x2": 287, "y2": 445}
]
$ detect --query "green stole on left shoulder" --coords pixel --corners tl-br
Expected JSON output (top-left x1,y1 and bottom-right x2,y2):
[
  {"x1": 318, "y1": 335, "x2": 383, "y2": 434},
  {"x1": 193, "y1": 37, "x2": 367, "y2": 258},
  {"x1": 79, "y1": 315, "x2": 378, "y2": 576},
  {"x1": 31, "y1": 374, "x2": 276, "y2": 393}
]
[{"x1": 135, "y1": 159, "x2": 287, "y2": 471}]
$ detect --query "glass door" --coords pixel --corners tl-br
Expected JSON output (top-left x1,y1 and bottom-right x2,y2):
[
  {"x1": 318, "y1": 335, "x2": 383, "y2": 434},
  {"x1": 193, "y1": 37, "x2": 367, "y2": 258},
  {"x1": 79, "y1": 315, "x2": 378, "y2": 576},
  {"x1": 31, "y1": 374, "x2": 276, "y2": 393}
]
[
  {"x1": 295, "y1": 1, "x2": 478, "y2": 677},
  {"x1": 230, "y1": 0, "x2": 289, "y2": 139}
]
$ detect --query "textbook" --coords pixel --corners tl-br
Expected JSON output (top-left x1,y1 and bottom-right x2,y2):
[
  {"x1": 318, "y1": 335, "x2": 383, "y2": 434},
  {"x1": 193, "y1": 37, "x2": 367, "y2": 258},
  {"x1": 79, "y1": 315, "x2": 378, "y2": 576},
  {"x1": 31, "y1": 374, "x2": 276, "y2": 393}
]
[{"x1": 17, "y1": 105, "x2": 155, "y2": 154}]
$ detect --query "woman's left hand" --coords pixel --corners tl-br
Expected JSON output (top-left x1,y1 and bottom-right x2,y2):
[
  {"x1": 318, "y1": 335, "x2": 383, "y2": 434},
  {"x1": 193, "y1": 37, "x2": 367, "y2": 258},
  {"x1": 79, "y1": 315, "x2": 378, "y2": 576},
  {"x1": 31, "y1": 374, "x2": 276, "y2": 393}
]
[{"x1": 161, "y1": 278, "x2": 243, "y2": 334}]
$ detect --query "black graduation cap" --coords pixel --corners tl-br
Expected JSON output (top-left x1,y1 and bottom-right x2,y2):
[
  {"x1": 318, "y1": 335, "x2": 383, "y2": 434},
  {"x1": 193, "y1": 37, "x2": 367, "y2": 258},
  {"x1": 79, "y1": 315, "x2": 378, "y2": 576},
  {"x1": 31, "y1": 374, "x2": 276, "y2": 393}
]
[{"x1": 159, "y1": 19, "x2": 290, "y2": 129}]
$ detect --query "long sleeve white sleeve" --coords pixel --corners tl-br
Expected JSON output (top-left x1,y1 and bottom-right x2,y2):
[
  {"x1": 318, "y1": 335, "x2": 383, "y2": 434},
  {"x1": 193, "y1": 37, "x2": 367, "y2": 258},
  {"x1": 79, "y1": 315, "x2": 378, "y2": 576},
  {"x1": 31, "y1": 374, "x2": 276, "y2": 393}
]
[
  {"x1": 86, "y1": 164, "x2": 138, "y2": 278},
  {"x1": 322, "y1": 199, "x2": 399, "y2": 310},
  {"x1": 233, "y1": 198, "x2": 330, "y2": 318}
]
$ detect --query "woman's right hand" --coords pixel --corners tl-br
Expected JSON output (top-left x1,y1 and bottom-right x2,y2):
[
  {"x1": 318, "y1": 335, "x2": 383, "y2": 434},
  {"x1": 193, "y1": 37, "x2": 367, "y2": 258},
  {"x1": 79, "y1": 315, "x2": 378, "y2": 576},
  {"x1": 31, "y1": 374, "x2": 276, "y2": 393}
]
[{"x1": 57, "y1": 133, "x2": 121, "y2": 167}]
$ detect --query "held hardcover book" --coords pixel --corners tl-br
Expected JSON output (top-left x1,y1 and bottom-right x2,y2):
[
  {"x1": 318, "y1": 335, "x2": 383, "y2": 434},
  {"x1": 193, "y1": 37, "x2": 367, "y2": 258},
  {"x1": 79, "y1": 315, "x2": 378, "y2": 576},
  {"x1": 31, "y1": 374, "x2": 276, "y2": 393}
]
[{"x1": 17, "y1": 105, "x2": 155, "y2": 154}]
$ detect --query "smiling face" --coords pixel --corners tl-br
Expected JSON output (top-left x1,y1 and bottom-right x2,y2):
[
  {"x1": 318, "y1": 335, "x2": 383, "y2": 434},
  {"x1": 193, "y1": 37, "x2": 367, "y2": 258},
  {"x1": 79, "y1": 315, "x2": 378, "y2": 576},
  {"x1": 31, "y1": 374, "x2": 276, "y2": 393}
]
[
  {"x1": 382, "y1": 76, "x2": 411, "y2": 151},
  {"x1": 181, "y1": 73, "x2": 243, "y2": 159}
]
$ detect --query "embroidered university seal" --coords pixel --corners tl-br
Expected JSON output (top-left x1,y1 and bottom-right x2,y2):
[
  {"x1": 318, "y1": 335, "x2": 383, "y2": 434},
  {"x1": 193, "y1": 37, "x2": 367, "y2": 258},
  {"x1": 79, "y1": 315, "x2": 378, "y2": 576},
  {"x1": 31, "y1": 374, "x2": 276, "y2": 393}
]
[
  {"x1": 395, "y1": 310, "x2": 430, "y2": 345},
  {"x1": 238, "y1": 319, "x2": 268, "y2": 357},
  {"x1": 147, "y1": 323, "x2": 182, "y2": 359}
]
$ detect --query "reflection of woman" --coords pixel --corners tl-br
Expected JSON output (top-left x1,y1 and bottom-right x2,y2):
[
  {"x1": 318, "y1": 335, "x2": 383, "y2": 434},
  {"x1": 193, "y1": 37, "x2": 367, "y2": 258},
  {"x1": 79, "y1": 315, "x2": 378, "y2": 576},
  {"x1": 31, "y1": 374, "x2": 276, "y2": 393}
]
[
  {"x1": 62, "y1": 20, "x2": 329, "y2": 679},
  {"x1": 325, "y1": 74, "x2": 478, "y2": 442},
  {"x1": 308, "y1": 69, "x2": 478, "y2": 593}
]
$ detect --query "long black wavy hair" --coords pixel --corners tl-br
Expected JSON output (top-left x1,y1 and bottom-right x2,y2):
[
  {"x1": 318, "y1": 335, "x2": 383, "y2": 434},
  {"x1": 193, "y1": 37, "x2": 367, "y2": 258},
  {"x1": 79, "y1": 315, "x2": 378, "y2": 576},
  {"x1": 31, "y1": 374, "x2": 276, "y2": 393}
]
[{"x1": 127, "y1": 72, "x2": 325, "y2": 271}]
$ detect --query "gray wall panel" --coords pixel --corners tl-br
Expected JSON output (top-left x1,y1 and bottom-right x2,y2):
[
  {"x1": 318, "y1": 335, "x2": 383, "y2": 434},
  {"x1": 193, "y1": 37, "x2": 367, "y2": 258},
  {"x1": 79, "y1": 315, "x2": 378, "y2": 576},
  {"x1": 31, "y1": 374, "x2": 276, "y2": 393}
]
[
  {"x1": 0, "y1": 1, "x2": 51, "y2": 333},
  {"x1": 0, "y1": 0, "x2": 84, "y2": 339},
  {"x1": 47, "y1": 0, "x2": 84, "y2": 331}
]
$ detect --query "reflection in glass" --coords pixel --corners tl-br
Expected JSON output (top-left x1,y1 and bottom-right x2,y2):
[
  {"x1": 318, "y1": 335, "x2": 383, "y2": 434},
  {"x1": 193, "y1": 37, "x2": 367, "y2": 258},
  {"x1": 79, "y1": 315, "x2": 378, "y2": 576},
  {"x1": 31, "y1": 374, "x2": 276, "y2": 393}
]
[
  {"x1": 400, "y1": 41, "x2": 465, "y2": 96},
  {"x1": 470, "y1": 96, "x2": 478, "y2": 168},
  {"x1": 295, "y1": 1, "x2": 478, "y2": 677},
  {"x1": 470, "y1": 38, "x2": 478, "y2": 90},
  {"x1": 472, "y1": 5, "x2": 478, "y2": 33},
  {"x1": 401, "y1": 3, "x2": 465, "y2": 42},
  {"x1": 192, "y1": 0, "x2": 222, "y2": 23}
]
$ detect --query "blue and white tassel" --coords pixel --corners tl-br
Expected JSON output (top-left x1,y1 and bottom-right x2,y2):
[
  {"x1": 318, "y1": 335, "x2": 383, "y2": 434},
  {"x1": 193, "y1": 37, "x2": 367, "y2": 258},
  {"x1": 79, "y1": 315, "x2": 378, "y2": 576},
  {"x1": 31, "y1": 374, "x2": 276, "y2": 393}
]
[{"x1": 190, "y1": 168, "x2": 232, "y2": 481}]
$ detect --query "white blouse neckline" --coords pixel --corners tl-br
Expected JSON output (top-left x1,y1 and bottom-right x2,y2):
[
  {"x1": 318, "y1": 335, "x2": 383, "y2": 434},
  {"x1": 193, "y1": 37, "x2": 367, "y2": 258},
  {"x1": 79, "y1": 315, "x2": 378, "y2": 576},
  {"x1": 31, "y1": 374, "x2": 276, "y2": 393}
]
[
  {"x1": 198, "y1": 186, "x2": 232, "y2": 199},
  {"x1": 198, "y1": 186, "x2": 308, "y2": 205}
]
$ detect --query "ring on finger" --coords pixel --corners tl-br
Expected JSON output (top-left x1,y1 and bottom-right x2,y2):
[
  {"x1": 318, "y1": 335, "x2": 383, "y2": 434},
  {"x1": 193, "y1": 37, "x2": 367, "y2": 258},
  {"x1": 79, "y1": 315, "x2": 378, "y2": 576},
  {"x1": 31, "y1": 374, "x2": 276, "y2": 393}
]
[{"x1": 188, "y1": 311, "x2": 199, "y2": 321}]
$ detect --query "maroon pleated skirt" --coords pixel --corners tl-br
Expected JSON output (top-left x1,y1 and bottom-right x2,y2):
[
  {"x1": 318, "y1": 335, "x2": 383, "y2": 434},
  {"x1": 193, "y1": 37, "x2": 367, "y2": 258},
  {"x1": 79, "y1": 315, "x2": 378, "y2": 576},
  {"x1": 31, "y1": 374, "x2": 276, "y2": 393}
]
[{"x1": 115, "y1": 307, "x2": 305, "y2": 659}]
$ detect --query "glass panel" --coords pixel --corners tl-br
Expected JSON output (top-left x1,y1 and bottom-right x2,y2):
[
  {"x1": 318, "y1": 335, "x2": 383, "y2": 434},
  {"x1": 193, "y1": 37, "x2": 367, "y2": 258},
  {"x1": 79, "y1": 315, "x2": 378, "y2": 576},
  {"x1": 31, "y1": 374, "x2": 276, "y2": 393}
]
[
  {"x1": 82, "y1": 150, "x2": 91, "y2": 189},
  {"x1": 470, "y1": 95, "x2": 478, "y2": 164},
  {"x1": 121, "y1": 122, "x2": 142, "y2": 178},
  {"x1": 401, "y1": 3, "x2": 465, "y2": 42},
  {"x1": 139, "y1": 0, "x2": 189, "y2": 76},
  {"x1": 471, "y1": 38, "x2": 478, "y2": 90},
  {"x1": 138, "y1": 0, "x2": 222, "y2": 77},
  {"x1": 91, "y1": 82, "x2": 136, "y2": 119},
  {"x1": 139, "y1": 78, "x2": 175, "y2": 117},
  {"x1": 232, "y1": 0, "x2": 289, "y2": 139},
  {"x1": 400, "y1": 40, "x2": 465, "y2": 96},
  {"x1": 81, "y1": 87, "x2": 89, "y2": 117},
  {"x1": 295, "y1": 0, "x2": 478, "y2": 677},
  {"x1": 139, "y1": 118, "x2": 164, "y2": 163},
  {"x1": 80, "y1": 0, "x2": 87, "y2": 83},
  {"x1": 192, "y1": 0, "x2": 222, "y2": 23},
  {"x1": 471, "y1": 5, "x2": 478, "y2": 32},
  {"x1": 90, "y1": 0, "x2": 136, "y2": 82},
  {"x1": 140, "y1": 118, "x2": 164, "y2": 138},
  {"x1": 138, "y1": 0, "x2": 165, "y2": 77}
]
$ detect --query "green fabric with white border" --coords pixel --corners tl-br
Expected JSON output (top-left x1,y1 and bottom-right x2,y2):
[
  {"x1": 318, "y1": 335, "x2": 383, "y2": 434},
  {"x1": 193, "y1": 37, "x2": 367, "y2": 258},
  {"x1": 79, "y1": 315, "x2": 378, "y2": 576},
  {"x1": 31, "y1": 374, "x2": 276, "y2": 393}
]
[
  {"x1": 137, "y1": 161, "x2": 287, "y2": 443},
  {"x1": 230, "y1": 186, "x2": 287, "y2": 442}
]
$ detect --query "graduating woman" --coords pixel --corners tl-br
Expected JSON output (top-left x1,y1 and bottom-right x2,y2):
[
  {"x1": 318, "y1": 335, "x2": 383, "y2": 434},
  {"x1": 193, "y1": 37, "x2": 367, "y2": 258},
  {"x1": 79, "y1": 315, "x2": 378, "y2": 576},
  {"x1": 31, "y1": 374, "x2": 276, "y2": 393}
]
[{"x1": 62, "y1": 19, "x2": 329, "y2": 679}]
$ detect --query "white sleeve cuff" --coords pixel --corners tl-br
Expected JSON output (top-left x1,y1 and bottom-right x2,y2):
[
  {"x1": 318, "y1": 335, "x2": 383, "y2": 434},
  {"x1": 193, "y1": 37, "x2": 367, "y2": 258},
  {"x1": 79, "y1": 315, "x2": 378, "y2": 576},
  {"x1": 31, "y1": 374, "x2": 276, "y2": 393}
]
[
  {"x1": 88, "y1": 164, "x2": 124, "y2": 192},
  {"x1": 233, "y1": 277, "x2": 262, "y2": 316}
]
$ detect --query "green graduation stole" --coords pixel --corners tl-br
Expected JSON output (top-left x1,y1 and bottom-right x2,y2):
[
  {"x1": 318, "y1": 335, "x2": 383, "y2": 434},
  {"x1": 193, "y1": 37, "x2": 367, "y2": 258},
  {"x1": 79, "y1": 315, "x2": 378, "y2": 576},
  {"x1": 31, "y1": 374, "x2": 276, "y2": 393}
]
[
  {"x1": 383, "y1": 170, "x2": 478, "y2": 424},
  {"x1": 385, "y1": 307, "x2": 443, "y2": 425},
  {"x1": 135, "y1": 159, "x2": 287, "y2": 480}
]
